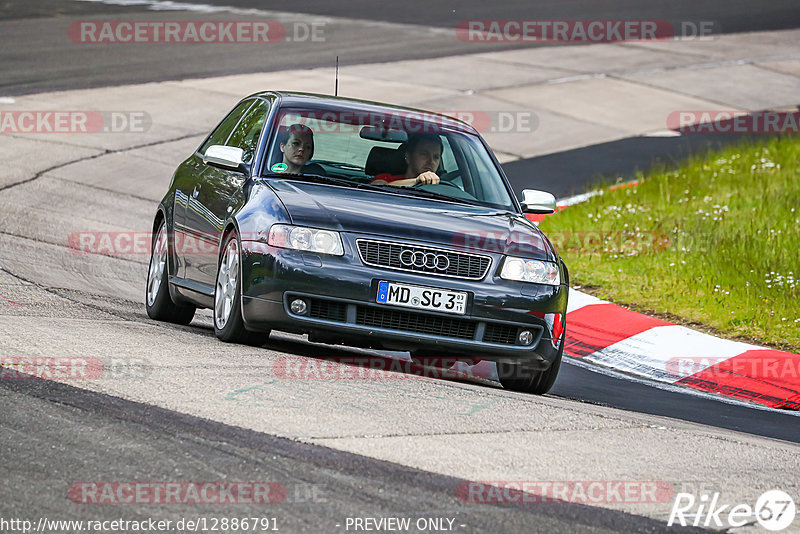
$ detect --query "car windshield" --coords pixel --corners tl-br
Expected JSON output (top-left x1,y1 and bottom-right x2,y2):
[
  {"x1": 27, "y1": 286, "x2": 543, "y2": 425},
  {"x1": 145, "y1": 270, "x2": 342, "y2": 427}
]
[{"x1": 263, "y1": 106, "x2": 517, "y2": 210}]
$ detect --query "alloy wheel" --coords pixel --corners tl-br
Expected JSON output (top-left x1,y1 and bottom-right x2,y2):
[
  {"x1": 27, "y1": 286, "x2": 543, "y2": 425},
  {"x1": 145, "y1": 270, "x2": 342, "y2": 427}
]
[
  {"x1": 215, "y1": 238, "x2": 239, "y2": 330},
  {"x1": 146, "y1": 225, "x2": 167, "y2": 307}
]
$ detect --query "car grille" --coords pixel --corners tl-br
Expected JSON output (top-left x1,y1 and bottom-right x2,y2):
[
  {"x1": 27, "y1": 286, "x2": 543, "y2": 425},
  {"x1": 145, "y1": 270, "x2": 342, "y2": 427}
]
[
  {"x1": 309, "y1": 299, "x2": 347, "y2": 322},
  {"x1": 356, "y1": 239, "x2": 491, "y2": 280},
  {"x1": 355, "y1": 306, "x2": 476, "y2": 340},
  {"x1": 483, "y1": 323, "x2": 519, "y2": 345}
]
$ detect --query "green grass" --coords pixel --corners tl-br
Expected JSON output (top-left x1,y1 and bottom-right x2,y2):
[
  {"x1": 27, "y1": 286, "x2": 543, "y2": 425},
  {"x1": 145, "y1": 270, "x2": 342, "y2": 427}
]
[{"x1": 540, "y1": 136, "x2": 800, "y2": 351}]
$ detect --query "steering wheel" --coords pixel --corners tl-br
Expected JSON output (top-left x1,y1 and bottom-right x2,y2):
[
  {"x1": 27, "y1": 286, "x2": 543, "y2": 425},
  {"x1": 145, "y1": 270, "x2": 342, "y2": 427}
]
[
  {"x1": 412, "y1": 169, "x2": 463, "y2": 190},
  {"x1": 440, "y1": 169, "x2": 462, "y2": 181},
  {"x1": 412, "y1": 171, "x2": 479, "y2": 201}
]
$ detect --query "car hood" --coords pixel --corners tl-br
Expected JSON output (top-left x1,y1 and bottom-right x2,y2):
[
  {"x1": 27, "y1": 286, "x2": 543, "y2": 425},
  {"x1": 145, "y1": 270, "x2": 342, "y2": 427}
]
[{"x1": 266, "y1": 180, "x2": 557, "y2": 261}]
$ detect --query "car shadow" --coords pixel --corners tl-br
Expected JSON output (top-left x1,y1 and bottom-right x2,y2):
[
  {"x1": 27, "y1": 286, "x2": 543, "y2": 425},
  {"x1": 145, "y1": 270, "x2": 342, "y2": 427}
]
[{"x1": 263, "y1": 331, "x2": 502, "y2": 388}]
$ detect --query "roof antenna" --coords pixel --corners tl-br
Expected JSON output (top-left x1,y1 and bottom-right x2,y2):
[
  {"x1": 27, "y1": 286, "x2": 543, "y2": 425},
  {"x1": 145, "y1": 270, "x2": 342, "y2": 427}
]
[{"x1": 335, "y1": 56, "x2": 339, "y2": 97}]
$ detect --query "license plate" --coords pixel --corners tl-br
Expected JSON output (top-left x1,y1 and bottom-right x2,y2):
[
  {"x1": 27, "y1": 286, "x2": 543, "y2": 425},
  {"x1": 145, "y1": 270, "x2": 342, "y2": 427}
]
[{"x1": 376, "y1": 281, "x2": 467, "y2": 315}]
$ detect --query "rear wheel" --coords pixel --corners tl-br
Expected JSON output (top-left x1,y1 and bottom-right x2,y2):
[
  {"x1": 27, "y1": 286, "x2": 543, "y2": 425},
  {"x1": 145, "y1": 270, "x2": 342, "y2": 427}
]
[
  {"x1": 214, "y1": 232, "x2": 269, "y2": 346},
  {"x1": 497, "y1": 340, "x2": 563, "y2": 395},
  {"x1": 145, "y1": 220, "x2": 195, "y2": 325}
]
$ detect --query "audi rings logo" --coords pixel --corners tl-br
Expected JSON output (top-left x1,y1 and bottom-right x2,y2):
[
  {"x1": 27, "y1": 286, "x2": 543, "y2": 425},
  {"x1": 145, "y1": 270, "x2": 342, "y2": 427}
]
[{"x1": 399, "y1": 250, "x2": 450, "y2": 271}]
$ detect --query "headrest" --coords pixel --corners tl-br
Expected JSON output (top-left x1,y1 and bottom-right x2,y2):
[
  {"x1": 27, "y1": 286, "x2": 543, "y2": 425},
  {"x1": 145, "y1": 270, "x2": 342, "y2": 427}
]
[{"x1": 365, "y1": 145, "x2": 406, "y2": 176}]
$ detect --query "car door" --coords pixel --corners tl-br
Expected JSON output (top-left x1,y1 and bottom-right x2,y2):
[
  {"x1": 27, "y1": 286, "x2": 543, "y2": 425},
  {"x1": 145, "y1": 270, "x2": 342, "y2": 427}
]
[
  {"x1": 174, "y1": 99, "x2": 255, "y2": 280},
  {"x1": 184, "y1": 98, "x2": 270, "y2": 289}
]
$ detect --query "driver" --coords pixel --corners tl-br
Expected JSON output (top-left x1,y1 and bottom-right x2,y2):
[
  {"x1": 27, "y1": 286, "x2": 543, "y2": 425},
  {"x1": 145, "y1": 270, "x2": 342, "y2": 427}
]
[
  {"x1": 370, "y1": 133, "x2": 442, "y2": 187},
  {"x1": 280, "y1": 123, "x2": 314, "y2": 173}
]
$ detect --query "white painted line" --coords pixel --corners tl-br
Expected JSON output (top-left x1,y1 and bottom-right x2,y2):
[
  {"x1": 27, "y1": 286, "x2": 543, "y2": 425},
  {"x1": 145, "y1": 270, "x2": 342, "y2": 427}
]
[
  {"x1": 555, "y1": 179, "x2": 639, "y2": 207},
  {"x1": 557, "y1": 190, "x2": 602, "y2": 207},
  {"x1": 643, "y1": 129, "x2": 682, "y2": 137}
]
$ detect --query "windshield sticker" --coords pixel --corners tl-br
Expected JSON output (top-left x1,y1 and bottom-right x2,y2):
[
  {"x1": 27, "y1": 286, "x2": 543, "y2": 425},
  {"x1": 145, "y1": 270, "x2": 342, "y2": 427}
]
[{"x1": 271, "y1": 162, "x2": 288, "y2": 173}]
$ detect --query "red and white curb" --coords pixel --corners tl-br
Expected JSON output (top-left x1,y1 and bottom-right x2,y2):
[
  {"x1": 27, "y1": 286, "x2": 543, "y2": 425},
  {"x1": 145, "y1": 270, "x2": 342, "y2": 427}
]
[
  {"x1": 564, "y1": 290, "x2": 800, "y2": 411},
  {"x1": 520, "y1": 186, "x2": 800, "y2": 411}
]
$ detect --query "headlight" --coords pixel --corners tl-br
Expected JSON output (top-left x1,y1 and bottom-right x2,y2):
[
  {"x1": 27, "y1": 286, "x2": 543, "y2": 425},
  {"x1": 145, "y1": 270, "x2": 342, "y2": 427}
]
[
  {"x1": 267, "y1": 225, "x2": 344, "y2": 256},
  {"x1": 500, "y1": 257, "x2": 560, "y2": 285}
]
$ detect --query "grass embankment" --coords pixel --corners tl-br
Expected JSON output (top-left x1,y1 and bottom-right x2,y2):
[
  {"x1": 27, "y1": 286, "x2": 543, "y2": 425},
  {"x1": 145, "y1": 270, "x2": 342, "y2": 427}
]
[{"x1": 540, "y1": 136, "x2": 799, "y2": 351}]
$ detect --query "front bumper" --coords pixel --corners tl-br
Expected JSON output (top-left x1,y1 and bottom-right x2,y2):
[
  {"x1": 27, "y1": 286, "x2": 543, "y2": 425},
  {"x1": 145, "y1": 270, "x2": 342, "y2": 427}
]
[{"x1": 239, "y1": 236, "x2": 567, "y2": 368}]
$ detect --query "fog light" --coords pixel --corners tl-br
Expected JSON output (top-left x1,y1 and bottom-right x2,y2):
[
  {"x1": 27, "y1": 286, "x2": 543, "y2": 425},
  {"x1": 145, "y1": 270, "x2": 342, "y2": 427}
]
[
  {"x1": 518, "y1": 330, "x2": 534, "y2": 346},
  {"x1": 290, "y1": 299, "x2": 308, "y2": 315}
]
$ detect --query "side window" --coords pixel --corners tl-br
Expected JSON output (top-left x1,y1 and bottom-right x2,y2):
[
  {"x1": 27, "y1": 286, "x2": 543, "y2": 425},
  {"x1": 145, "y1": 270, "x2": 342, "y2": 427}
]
[
  {"x1": 199, "y1": 100, "x2": 256, "y2": 155},
  {"x1": 225, "y1": 99, "x2": 269, "y2": 164}
]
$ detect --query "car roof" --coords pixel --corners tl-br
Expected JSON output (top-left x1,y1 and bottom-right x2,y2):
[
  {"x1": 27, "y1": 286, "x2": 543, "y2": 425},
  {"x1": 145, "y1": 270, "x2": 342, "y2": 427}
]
[{"x1": 247, "y1": 91, "x2": 480, "y2": 135}]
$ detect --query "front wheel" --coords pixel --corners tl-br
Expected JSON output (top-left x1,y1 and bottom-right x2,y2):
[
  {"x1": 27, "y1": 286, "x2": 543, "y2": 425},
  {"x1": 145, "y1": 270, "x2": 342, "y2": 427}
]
[
  {"x1": 497, "y1": 340, "x2": 563, "y2": 395},
  {"x1": 214, "y1": 232, "x2": 268, "y2": 346},
  {"x1": 145, "y1": 220, "x2": 196, "y2": 325}
]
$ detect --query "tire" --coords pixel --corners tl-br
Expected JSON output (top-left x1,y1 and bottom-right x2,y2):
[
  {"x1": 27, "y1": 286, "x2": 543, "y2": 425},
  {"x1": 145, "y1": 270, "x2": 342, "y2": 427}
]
[
  {"x1": 213, "y1": 231, "x2": 269, "y2": 346},
  {"x1": 145, "y1": 220, "x2": 196, "y2": 325},
  {"x1": 497, "y1": 337, "x2": 564, "y2": 395}
]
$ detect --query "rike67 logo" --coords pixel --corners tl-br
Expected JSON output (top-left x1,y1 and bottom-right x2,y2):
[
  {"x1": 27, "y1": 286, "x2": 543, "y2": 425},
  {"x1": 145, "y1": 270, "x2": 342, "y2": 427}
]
[{"x1": 669, "y1": 490, "x2": 796, "y2": 531}]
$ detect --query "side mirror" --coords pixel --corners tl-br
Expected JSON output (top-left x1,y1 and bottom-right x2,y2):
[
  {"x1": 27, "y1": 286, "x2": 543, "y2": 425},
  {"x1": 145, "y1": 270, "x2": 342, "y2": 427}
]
[
  {"x1": 203, "y1": 145, "x2": 247, "y2": 173},
  {"x1": 520, "y1": 189, "x2": 557, "y2": 214}
]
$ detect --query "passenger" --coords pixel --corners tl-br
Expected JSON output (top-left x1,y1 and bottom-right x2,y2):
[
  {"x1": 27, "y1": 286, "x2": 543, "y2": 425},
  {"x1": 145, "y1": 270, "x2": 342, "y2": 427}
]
[
  {"x1": 371, "y1": 133, "x2": 442, "y2": 187},
  {"x1": 279, "y1": 124, "x2": 314, "y2": 173}
]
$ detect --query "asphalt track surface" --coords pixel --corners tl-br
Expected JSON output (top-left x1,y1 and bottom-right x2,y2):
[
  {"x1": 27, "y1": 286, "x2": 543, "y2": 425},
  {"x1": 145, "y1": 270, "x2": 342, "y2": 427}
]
[
  {"x1": 1, "y1": 377, "x2": 704, "y2": 534},
  {"x1": 6, "y1": 0, "x2": 800, "y2": 31},
  {"x1": 2, "y1": 0, "x2": 800, "y2": 95},
  {"x1": 503, "y1": 132, "x2": 766, "y2": 198},
  {"x1": 2, "y1": 2, "x2": 800, "y2": 533}
]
